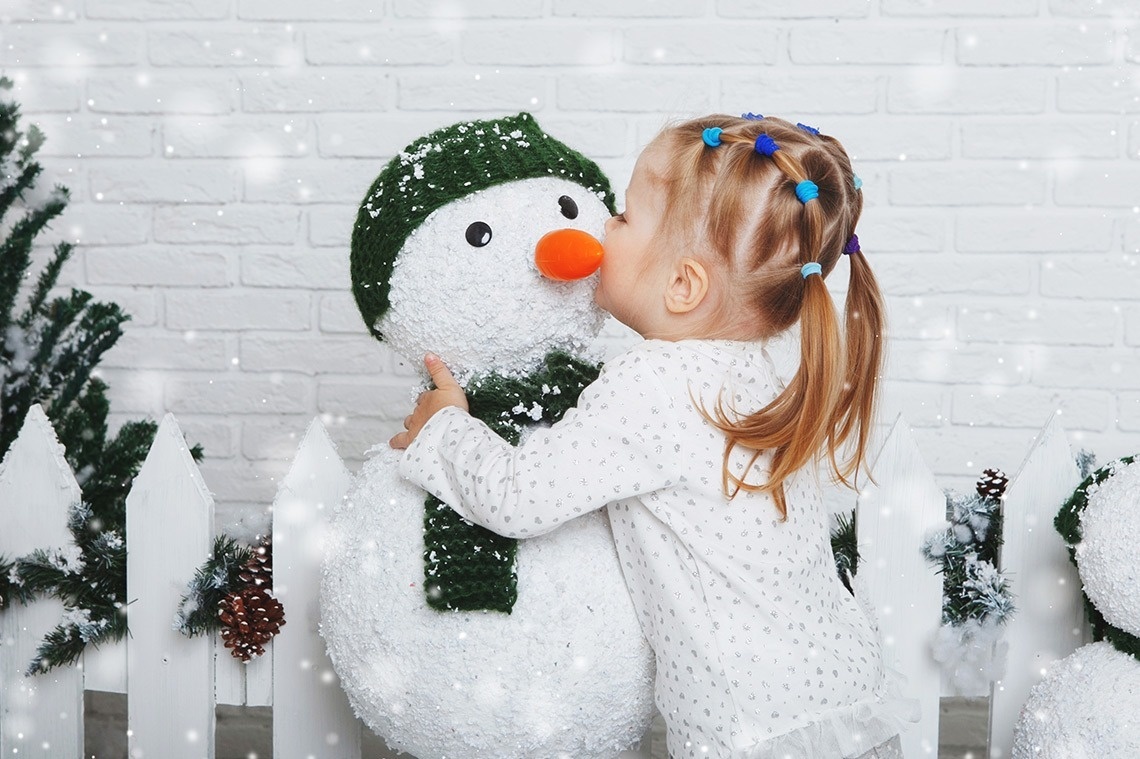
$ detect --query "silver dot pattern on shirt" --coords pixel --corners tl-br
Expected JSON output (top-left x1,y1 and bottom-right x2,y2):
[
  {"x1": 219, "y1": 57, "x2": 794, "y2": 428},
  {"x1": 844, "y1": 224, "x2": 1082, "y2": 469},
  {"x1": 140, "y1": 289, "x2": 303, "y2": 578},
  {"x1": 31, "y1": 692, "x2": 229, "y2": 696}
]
[{"x1": 400, "y1": 339, "x2": 888, "y2": 758}]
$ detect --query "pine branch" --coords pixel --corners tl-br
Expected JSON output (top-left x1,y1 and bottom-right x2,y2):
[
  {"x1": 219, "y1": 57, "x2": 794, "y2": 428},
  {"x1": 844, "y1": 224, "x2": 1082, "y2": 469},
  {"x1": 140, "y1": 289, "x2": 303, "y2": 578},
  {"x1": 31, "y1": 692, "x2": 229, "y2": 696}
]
[
  {"x1": 11, "y1": 549, "x2": 72, "y2": 598},
  {"x1": 46, "y1": 298, "x2": 129, "y2": 416},
  {"x1": 19, "y1": 123, "x2": 46, "y2": 164},
  {"x1": 0, "y1": 162, "x2": 42, "y2": 229},
  {"x1": 0, "y1": 187, "x2": 69, "y2": 336},
  {"x1": 18, "y1": 241, "x2": 75, "y2": 328},
  {"x1": 177, "y1": 537, "x2": 254, "y2": 637},
  {"x1": 52, "y1": 378, "x2": 111, "y2": 477},
  {"x1": 0, "y1": 554, "x2": 38, "y2": 609},
  {"x1": 0, "y1": 77, "x2": 46, "y2": 228},
  {"x1": 26, "y1": 620, "x2": 87, "y2": 676},
  {"x1": 80, "y1": 419, "x2": 159, "y2": 530}
]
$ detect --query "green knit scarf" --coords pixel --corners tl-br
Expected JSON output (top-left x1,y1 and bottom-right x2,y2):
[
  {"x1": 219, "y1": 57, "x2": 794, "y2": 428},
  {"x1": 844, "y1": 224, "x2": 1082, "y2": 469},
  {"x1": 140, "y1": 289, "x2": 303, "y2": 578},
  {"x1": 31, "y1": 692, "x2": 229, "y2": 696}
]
[{"x1": 422, "y1": 351, "x2": 601, "y2": 613}]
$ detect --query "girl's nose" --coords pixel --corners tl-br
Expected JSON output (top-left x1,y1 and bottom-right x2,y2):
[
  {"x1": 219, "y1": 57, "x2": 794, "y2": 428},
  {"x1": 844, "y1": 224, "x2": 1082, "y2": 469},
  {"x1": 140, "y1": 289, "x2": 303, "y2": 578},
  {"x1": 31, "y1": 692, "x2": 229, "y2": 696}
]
[{"x1": 534, "y1": 228, "x2": 604, "y2": 281}]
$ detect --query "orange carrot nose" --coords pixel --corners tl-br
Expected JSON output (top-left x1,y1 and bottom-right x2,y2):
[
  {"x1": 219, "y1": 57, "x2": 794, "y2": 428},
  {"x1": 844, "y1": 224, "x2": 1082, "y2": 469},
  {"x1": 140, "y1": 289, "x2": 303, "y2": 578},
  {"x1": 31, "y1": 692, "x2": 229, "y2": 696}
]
[{"x1": 534, "y1": 228, "x2": 604, "y2": 281}]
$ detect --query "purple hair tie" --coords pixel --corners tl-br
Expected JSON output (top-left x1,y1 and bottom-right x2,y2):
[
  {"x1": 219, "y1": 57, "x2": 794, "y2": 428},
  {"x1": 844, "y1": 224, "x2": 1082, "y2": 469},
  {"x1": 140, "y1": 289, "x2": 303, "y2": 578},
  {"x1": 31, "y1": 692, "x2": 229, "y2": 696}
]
[
  {"x1": 844, "y1": 234, "x2": 860, "y2": 255},
  {"x1": 741, "y1": 112, "x2": 764, "y2": 120},
  {"x1": 796, "y1": 122, "x2": 820, "y2": 135},
  {"x1": 754, "y1": 134, "x2": 780, "y2": 157}
]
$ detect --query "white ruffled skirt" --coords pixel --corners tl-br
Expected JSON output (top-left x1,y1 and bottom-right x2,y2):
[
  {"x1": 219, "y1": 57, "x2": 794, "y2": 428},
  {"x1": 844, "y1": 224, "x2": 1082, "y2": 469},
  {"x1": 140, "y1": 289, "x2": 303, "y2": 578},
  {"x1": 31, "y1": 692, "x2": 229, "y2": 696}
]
[{"x1": 738, "y1": 662, "x2": 921, "y2": 759}]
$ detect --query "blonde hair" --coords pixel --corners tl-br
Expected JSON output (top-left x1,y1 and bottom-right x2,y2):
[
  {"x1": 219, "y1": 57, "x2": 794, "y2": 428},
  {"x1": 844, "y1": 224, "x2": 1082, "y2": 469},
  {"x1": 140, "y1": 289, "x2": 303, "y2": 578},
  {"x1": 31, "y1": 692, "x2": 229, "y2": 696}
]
[{"x1": 649, "y1": 114, "x2": 886, "y2": 518}]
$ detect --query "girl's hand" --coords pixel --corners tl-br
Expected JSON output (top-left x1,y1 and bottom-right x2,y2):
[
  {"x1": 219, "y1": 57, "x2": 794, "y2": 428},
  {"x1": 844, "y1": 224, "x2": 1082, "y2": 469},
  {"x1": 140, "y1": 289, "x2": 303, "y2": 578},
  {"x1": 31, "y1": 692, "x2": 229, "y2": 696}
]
[{"x1": 389, "y1": 354, "x2": 469, "y2": 450}]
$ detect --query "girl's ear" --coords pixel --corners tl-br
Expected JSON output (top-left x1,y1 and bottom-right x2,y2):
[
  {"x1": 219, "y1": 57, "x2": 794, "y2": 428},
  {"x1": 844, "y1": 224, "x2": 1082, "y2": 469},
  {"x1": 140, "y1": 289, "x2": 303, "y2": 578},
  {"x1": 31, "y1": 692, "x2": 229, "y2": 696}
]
[{"x1": 664, "y1": 257, "x2": 711, "y2": 314}]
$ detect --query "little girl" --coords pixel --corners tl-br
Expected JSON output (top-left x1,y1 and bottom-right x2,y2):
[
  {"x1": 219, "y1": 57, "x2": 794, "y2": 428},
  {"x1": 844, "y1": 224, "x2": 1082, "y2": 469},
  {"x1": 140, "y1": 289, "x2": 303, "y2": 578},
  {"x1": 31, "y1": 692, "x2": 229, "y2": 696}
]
[{"x1": 390, "y1": 114, "x2": 918, "y2": 759}]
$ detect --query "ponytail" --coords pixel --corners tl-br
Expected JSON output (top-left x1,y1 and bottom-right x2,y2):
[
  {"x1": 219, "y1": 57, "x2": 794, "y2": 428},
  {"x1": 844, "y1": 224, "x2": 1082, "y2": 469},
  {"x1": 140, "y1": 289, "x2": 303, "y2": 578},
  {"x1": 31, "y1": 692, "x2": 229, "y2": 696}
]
[
  {"x1": 829, "y1": 243, "x2": 886, "y2": 486},
  {"x1": 658, "y1": 115, "x2": 887, "y2": 518}
]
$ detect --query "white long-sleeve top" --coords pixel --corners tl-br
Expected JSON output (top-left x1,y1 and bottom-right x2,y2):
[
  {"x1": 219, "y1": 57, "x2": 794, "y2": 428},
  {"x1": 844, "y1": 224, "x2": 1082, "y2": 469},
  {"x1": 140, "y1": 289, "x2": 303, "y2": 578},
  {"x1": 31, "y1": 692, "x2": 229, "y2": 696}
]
[{"x1": 399, "y1": 339, "x2": 917, "y2": 759}]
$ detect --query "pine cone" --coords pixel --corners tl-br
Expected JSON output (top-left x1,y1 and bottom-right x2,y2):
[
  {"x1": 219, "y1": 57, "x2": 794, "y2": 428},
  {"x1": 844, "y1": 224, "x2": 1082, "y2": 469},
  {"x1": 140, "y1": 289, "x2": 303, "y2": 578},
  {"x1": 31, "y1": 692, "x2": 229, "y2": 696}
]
[
  {"x1": 237, "y1": 537, "x2": 272, "y2": 590},
  {"x1": 976, "y1": 468, "x2": 1009, "y2": 502},
  {"x1": 218, "y1": 538, "x2": 285, "y2": 662},
  {"x1": 218, "y1": 586, "x2": 286, "y2": 662}
]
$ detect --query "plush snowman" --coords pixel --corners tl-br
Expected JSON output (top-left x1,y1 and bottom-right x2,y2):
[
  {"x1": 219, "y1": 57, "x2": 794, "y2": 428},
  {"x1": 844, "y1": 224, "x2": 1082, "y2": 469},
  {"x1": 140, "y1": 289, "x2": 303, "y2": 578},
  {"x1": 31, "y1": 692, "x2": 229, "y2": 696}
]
[
  {"x1": 320, "y1": 113, "x2": 656, "y2": 759},
  {"x1": 1012, "y1": 455, "x2": 1140, "y2": 756}
]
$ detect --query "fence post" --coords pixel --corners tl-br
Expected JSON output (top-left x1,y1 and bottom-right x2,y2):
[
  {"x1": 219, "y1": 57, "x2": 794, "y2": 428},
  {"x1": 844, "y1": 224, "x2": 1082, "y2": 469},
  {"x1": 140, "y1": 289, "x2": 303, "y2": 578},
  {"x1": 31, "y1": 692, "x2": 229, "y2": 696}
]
[
  {"x1": 0, "y1": 405, "x2": 84, "y2": 756},
  {"x1": 987, "y1": 414, "x2": 1085, "y2": 758},
  {"x1": 856, "y1": 414, "x2": 946, "y2": 757},
  {"x1": 125, "y1": 413, "x2": 216, "y2": 758},
  {"x1": 271, "y1": 418, "x2": 361, "y2": 757}
]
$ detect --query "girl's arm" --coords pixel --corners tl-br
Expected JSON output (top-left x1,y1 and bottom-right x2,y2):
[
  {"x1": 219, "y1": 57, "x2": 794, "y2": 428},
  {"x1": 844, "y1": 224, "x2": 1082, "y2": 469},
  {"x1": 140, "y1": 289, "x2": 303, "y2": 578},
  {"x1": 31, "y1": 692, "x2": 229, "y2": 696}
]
[{"x1": 397, "y1": 348, "x2": 681, "y2": 539}]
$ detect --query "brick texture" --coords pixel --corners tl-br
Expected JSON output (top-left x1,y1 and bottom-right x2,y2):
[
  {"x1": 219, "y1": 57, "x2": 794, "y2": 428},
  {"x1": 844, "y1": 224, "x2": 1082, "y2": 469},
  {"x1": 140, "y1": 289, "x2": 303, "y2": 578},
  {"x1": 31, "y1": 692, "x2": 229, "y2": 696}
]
[
  {"x1": 888, "y1": 69, "x2": 1046, "y2": 114},
  {"x1": 625, "y1": 26, "x2": 778, "y2": 65},
  {"x1": 790, "y1": 27, "x2": 948, "y2": 65},
  {"x1": 956, "y1": 24, "x2": 1115, "y2": 66},
  {"x1": 12, "y1": 2, "x2": 1137, "y2": 524},
  {"x1": 1057, "y1": 70, "x2": 1140, "y2": 113}
]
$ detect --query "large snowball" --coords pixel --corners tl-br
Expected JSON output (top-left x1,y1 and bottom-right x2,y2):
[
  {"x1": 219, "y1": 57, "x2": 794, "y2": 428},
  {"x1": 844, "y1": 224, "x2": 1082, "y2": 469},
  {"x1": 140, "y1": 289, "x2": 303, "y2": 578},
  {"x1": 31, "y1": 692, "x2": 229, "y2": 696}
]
[
  {"x1": 1077, "y1": 458, "x2": 1140, "y2": 638},
  {"x1": 1012, "y1": 641, "x2": 1140, "y2": 758},
  {"x1": 320, "y1": 447, "x2": 656, "y2": 759}
]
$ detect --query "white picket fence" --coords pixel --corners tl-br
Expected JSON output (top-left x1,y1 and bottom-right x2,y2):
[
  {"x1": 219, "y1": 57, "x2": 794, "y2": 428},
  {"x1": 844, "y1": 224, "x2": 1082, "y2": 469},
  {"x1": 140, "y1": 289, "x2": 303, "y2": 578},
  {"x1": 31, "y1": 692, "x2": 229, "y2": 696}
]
[{"x1": 0, "y1": 405, "x2": 1087, "y2": 758}]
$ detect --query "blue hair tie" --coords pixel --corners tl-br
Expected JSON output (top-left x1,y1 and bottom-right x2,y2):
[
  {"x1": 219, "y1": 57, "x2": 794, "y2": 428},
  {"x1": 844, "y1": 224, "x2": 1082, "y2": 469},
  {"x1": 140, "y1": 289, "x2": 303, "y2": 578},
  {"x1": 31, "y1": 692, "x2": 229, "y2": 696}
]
[
  {"x1": 754, "y1": 134, "x2": 780, "y2": 156},
  {"x1": 801, "y1": 262, "x2": 822, "y2": 279},
  {"x1": 854, "y1": 175, "x2": 863, "y2": 190},
  {"x1": 796, "y1": 122, "x2": 820, "y2": 135},
  {"x1": 795, "y1": 180, "x2": 819, "y2": 203},
  {"x1": 741, "y1": 112, "x2": 764, "y2": 120},
  {"x1": 702, "y1": 127, "x2": 723, "y2": 147}
]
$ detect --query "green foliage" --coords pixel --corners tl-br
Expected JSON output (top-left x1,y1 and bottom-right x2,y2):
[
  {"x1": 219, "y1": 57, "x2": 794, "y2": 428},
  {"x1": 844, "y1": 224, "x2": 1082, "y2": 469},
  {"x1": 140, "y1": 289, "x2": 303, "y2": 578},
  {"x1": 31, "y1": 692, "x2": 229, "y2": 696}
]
[
  {"x1": 1054, "y1": 455, "x2": 1140, "y2": 662},
  {"x1": 831, "y1": 509, "x2": 859, "y2": 594},
  {"x1": 0, "y1": 77, "x2": 203, "y2": 674},
  {"x1": 176, "y1": 536, "x2": 254, "y2": 637},
  {"x1": 0, "y1": 554, "x2": 37, "y2": 610},
  {"x1": 1055, "y1": 454, "x2": 1135, "y2": 553},
  {"x1": 921, "y1": 487, "x2": 1015, "y2": 628}
]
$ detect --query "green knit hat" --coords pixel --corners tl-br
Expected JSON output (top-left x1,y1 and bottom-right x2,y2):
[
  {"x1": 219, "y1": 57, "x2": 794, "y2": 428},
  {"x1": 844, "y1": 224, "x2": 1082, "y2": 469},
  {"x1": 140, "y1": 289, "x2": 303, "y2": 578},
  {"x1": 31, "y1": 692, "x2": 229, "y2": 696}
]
[{"x1": 350, "y1": 112, "x2": 617, "y2": 340}]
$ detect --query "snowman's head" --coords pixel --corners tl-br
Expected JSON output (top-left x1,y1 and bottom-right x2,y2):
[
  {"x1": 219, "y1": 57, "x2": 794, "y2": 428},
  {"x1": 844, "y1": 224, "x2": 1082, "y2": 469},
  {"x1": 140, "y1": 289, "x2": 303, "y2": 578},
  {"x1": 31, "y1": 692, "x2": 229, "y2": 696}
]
[{"x1": 351, "y1": 113, "x2": 616, "y2": 381}]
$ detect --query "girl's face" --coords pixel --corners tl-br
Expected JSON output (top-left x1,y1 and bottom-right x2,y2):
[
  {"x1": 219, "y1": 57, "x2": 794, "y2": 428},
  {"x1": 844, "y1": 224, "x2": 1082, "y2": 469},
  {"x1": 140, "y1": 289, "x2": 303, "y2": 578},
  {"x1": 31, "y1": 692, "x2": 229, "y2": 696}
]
[{"x1": 595, "y1": 146, "x2": 671, "y2": 336}]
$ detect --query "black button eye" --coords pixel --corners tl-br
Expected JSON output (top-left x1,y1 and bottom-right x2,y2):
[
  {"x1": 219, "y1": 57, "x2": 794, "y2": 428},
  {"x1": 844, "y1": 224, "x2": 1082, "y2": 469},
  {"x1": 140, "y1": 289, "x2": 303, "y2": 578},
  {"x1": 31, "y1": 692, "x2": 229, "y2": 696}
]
[
  {"x1": 558, "y1": 195, "x2": 578, "y2": 220},
  {"x1": 465, "y1": 221, "x2": 492, "y2": 247}
]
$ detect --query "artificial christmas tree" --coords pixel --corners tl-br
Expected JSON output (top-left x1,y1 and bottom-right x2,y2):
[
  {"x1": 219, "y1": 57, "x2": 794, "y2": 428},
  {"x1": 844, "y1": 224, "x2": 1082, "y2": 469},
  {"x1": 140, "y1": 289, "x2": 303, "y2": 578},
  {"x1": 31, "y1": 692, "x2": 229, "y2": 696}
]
[{"x1": 0, "y1": 76, "x2": 200, "y2": 673}]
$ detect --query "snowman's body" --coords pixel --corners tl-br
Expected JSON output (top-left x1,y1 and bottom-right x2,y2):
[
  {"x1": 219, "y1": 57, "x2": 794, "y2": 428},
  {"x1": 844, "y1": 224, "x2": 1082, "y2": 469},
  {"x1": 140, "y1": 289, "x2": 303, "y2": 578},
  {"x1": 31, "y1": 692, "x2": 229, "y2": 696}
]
[
  {"x1": 321, "y1": 143, "x2": 656, "y2": 759},
  {"x1": 324, "y1": 445, "x2": 655, "y2": 759},
  {"x1": 1013, "y1": 458, "x2": 1140, "y2": 758},
  {"x1": 1012, "y1": 642, "x2": 1140, "y2": 758}
]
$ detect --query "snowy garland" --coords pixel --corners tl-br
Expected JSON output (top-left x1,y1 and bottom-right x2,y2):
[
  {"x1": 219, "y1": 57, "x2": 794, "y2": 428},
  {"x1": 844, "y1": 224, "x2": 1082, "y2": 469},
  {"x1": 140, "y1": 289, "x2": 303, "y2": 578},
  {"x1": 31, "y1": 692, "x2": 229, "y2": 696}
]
[
  {"x1": 177, "y1": 536, "x2": 285, "y2": 662},
  {"x1": 176, "y1": 536, "x2": 255, "y2": 636},
  {"x1": 2, "y1": 496, "x2": 135, "y2": 675},
  {"x1": 921, "y1": 469, "x2": 1016, "y2": 693},
  {"x1": 0, "y1": 421, "x2": 173, "y2": 676},
  {"x1": 1054, "y1": 453, "x2": 1140, "y2": 662}
]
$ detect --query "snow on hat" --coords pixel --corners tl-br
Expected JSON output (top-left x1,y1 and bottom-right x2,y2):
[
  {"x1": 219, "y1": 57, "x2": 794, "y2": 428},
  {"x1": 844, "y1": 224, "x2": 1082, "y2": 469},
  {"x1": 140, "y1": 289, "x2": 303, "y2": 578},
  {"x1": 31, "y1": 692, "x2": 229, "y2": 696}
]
[{"x1": 350, "y1": 112, "x2": 617, "y2": 340}]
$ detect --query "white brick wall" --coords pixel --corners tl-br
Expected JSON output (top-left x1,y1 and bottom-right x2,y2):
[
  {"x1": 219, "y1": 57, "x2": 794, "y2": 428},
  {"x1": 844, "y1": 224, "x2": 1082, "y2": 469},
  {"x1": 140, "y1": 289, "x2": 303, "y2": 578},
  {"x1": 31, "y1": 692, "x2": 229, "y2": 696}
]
[{"x1": 3, "y1": 0, "x2": 1139, "y2": 527}]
